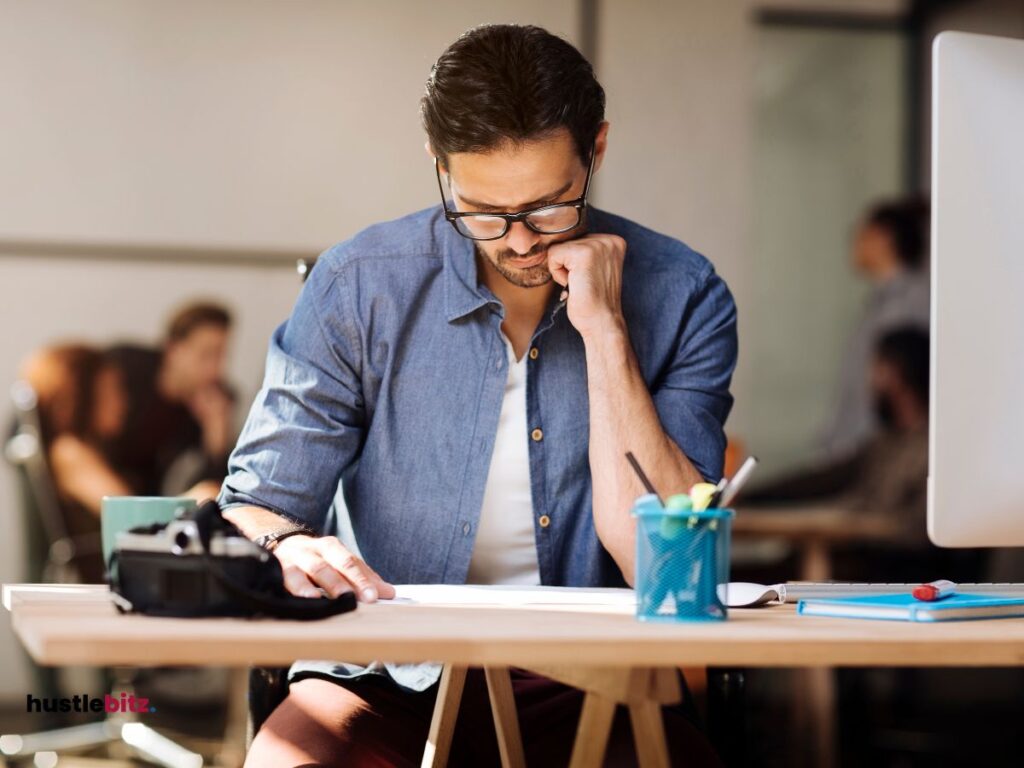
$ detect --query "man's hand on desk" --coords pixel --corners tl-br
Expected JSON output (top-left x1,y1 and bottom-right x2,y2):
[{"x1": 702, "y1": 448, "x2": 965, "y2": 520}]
[
  {"x1": 222, "y1": 505, "x2": 395, "y2": 603},
  {"x1": 272, "y1": 535, "x2": 396, "y2": 603}
]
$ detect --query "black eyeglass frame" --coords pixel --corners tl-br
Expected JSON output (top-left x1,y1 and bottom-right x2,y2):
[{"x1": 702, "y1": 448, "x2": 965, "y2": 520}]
[{"x1": 434, "y1": 146, "x2": 596, "y2": 241}]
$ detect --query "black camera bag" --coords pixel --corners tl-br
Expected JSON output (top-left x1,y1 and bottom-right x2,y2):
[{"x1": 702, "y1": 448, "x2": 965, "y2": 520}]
[{"x1": 109, "y1": 499, "x2": 357, "y2": 621}]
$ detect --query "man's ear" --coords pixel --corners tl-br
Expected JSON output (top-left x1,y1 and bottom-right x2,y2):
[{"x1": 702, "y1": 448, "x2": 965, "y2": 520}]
[
  {"x1": 592, "y1": 121, "x2": 610, "y2": 174},
  {"x1": 425, "y1": 141, "x2": 447, "y2": 173}
]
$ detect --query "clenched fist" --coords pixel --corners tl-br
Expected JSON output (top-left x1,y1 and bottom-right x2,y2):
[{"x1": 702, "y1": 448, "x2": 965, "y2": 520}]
[{"x1": 547, "y1": 234, "x2": 627, "y2": 339}]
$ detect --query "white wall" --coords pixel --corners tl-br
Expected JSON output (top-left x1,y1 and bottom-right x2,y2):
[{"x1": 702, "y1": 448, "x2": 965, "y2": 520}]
[
  {"x1": 595, "y1": 0, "x2": 756, "y2": 452},
  {"x1": 0, "y1": 0, "x2": 578, "y2": 249}
]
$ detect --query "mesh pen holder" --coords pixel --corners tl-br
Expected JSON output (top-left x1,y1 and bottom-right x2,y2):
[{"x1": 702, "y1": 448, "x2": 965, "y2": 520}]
[{"x1": 632, "y1": 494, "x2": 733, "y2": 622}]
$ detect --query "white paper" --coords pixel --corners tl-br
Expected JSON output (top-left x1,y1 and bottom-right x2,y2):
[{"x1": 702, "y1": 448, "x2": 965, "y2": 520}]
[{"x1": 380, "y1": 584, "x2": 636, "y2": 612}]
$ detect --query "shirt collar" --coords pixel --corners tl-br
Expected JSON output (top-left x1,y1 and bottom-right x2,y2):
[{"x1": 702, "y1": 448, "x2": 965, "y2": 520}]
[{"x1": 440, "y1": 212, "x2": 495, "y2": 323}]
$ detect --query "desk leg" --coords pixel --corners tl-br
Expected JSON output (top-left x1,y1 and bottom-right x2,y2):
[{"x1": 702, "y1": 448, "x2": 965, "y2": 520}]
[
  {"x1": 802, "y1": 539, "x2": 831, "y2": 582},
  {"x1": 807, "y1": 666, "x2": 836, "y2": 768},
  {"x1": 421, "y1": 664, "x2": 467, "y2": 768},
  {"x1": 799, "y1": 539, "x2": 836, "y2": 768},
  {"x1": 219, "y1": 667, "x2": 249, "y2": 767},
  {"x1": 568, "y1": 692, "x2": 616, "y2": 768},
  {"x1": 484, "y1": 666, "x2": 527, "y2": 768},
  {"x1": 629, "y1": 700, "x2": 671, "y2": 768},
  {"x1": 523, "y1": 666, "x2": 677, "y2": 767}
]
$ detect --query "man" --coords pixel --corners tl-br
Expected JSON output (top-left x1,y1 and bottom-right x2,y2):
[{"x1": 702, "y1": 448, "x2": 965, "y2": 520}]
[
  {"x1": 223, "y1": 25, "x2": 736, "y2": 767},
  {"x1": 820, "y1": 197, "x2": 930, "y2": 460},
  {"x1": 746, "y1": 327, "x2": 931, "y2": 543},
  {"x1": 109, "y1": 301, "x2": 234, "y2": 496}
]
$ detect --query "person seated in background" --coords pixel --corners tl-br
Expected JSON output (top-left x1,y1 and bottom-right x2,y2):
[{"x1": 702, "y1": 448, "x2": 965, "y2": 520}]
[
  {"x1": 107, "y1": 301, "x2": 235, "y2": 496},
  {"x1": 20, "y1": 345, "x2": 131, "y2": 582},
  {"x1": 20, "y1": 343, "x2": 222, "y2": 582},
  {"x1": 744, "y1": 327, "x2": 930, "y2": 542},
  {"x1": 819, "y1": 197, "x2": 930, "y2": 461}
]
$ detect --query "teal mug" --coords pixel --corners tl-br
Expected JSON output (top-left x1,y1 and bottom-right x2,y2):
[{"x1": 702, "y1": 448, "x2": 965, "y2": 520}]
[{"x1": 100, "y1": 496, "x2": 197, "y2": 574}]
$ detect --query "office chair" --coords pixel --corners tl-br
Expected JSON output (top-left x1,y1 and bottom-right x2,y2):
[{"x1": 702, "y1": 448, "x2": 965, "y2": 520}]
[
  {"x1": 5, "y1": 381, "x2": 101, "y2": 584},
  {"x1": 2, "y1": 381, "x2": 217, "y2": 767},
  {"x1": 296, "y1": 257, "x2": 316, "y2": 283}
]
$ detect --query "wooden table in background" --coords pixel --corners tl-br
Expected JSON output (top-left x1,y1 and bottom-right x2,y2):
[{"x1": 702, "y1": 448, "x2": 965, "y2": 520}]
[{"x1": 732, "y1": 504, "x2": 904, "y2": 580}]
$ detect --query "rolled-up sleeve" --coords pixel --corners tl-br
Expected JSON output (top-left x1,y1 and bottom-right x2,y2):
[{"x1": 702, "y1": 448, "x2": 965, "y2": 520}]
[
  {"x1": 220, "y1": 255, "x2": 365, "y2": 533},
  {"x1": 652, "y1": 265, "x2": 738, "y2": 483}
]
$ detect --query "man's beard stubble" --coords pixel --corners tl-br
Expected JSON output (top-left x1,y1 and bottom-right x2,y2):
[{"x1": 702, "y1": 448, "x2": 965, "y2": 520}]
[
  {"x1": 476, "y1": 225, "x2": 585, "y2": 289},
  {"x1": 478, "y1": 242, "x2": 554, "y2": 288}
]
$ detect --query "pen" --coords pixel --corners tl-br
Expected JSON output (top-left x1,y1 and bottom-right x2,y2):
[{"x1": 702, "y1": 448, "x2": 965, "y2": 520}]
[
  {"x1": 711, "y1": 456, "x2": 759, "y2": 508},
  {"x1": 625, "y1": 451, "x2": 665, "y2": 507},
  {"x1": 912, "y1": 579, "x2": 957, "y2": 601},
  {"x1": 708, "y1": 477, "x2": 728, "y2": 506}
]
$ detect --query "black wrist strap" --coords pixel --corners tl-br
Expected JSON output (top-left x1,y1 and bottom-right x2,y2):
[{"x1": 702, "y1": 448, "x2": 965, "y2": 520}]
[{"x1": 254, "y1": 524, "x2": 317, "y2": 551}]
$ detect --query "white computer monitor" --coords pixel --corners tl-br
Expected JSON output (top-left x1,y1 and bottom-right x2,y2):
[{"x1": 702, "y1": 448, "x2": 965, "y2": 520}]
[{"x1": 929, "y1": 31, "x2": 1024, "y2": 546}]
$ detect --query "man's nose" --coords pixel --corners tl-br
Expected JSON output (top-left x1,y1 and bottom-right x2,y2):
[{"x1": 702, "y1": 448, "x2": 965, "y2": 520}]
[{"x1": 504, "y1": 221, "x2": 541, "y2": 256}]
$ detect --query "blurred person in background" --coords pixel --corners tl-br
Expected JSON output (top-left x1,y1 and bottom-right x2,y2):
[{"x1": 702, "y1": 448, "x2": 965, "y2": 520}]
[
  {"x1": 20, "y1": 343, "x2": 224, "y2": 582},
  {"x1": 107, "y1": 301, "x2": 235, "y2": 496},
  {"x1": 20, "y1": 344, "x2": 130, "y2": 582},
  {"x1": 745, "y1": 327, "x2": 930, "y2": 543},
  {"x1": 820, "y1": 197, "x2": 930, "y2": 461}
]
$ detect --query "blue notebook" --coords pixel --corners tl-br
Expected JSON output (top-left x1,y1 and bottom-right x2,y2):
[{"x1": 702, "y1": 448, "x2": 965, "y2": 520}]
[{"x1": 797, "y1": 593, "x2": 1024, "y2": 622}]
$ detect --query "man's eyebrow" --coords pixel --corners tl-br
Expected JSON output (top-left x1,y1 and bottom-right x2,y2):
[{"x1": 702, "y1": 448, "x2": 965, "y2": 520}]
[{"x1": 458, "y1": 179, "x2": 575, "y2": 212}]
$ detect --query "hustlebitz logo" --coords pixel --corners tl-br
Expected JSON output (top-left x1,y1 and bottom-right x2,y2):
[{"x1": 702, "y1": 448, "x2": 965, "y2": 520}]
[{"x1": 26, "y1": 693, "x2": 156, "y2": 714}]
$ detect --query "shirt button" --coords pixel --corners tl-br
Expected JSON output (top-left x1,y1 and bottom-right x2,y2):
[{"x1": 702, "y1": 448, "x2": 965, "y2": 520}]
[
  {"x1": 538, "y1": 515, "x2": 551, "y2": 528},
  {"x1": 529, "y1": 347, "x2": 539, "y2": 360},
  {"x1": 531, "y1": 428, "x2": 544, "y2": 442},
  {"x1": 462, "y1": 522, "x2": 472, "y2": 536}
]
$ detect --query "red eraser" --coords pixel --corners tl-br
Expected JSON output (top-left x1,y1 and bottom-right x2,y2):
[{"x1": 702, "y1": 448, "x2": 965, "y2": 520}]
[{"x1": 912, "y1": 585, "x2": 938, "y2": 601}]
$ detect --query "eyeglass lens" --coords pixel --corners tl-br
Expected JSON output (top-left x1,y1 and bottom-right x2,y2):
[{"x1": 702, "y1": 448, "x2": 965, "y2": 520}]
[{"x1": 453, "y1": 205, "x2": 581, "y2": 239}]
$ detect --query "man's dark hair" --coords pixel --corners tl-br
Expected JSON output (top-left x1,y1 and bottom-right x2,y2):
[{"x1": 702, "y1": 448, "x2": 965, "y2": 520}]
[
  {"x1": 876, "y1": 327, "x2": 930, "y2": 405},
  {"x1": 421, "y1": 24, "x2": 605, "y2": 167},
  {"x1": 165, "y1": 301, "x2": 232, "y2": 344},
  {"x1": 866, "y1": 197, "x2": 930, "y2": 271}
]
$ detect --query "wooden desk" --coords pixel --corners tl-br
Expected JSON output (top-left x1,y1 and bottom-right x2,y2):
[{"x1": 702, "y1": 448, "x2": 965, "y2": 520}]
[
  {"x1": 13, "y1": 581, "x2": 1024, "y2": 667},
  {"x1": 8, "y1": 584, "x2": 1024, "y2": 766}
]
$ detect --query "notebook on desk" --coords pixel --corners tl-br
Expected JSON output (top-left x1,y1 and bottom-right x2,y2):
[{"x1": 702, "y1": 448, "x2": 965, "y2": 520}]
[{"x1": 797, "y1": 593, "x2": 1024, "y2": 622}]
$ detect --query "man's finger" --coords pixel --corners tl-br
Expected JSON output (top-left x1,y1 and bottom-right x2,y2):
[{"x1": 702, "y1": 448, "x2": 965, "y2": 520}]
[
  {"x1": 280, "y1": 563, "x2": 323, "y2": 599},
  {"x1": 364, "y1": 563, "x2": 397, "y2": 599},
  {"x1": 317, "y1": 539, "x2": 383, "y2": 602},
  {"x1": 546, "y1": 244, "x2": 571, "y2": 287},
  {"x1": 284, "y1": 544, "x2": 354, "y2": 599}
]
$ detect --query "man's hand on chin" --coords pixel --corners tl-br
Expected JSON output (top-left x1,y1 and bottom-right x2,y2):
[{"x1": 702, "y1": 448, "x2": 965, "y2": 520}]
[{"x1": 547, "y1": 233, "x2": 628, "y2": 341}]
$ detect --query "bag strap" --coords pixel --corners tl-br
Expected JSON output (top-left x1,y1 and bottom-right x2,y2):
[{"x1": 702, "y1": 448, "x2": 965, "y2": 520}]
[
  {"x1": 191, "y1": 500, "x2": 356, "y2": 620},
  {"x1": 202, "y1": 553, "x2": 356, "y2": 620}
]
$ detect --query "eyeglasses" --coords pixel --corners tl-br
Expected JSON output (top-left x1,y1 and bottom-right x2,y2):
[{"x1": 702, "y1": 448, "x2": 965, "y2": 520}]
[{"x1": 434, "y1": 147, "x2": 596, "y2": 241}]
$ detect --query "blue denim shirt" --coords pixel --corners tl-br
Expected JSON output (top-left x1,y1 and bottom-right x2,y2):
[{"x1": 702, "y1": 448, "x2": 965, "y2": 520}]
[{"x1": 220, "y1": 205, "x2": 737, "y2": 690}]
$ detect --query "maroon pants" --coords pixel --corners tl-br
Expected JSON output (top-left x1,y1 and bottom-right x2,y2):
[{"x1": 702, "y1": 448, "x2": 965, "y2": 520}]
[{"x1": 246, "y1": 668, "x2": 723, "y2": 767}]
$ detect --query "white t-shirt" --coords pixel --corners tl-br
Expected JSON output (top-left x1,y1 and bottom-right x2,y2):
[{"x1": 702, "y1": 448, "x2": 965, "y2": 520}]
[{"x1": 466, "y1": 336, "x2": 541, "y2": 585}]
